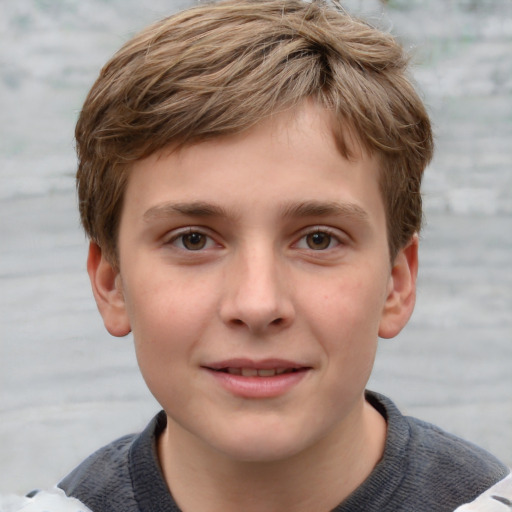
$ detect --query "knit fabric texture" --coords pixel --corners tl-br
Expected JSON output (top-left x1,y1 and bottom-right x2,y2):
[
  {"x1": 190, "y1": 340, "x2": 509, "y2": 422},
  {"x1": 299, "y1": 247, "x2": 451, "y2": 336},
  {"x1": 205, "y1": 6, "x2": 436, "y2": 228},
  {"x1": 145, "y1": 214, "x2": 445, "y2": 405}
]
[{"x1": 58, "y1": 392, "x2": 509, "y2": 512}]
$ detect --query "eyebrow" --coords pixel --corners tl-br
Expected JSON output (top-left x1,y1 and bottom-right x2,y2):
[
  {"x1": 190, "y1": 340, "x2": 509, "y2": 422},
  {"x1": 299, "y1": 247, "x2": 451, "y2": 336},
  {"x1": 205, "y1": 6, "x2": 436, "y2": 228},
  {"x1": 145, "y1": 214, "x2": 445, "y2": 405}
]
[
  {"x1": 280, "y1": 200, "x2": 370, "y2": 223},
  {"x1": 143, "y1": 201, "x2": 231, "y2": 222},
  {"x1": 143, "y1": 199, "x2": 370, "y2": 224}
]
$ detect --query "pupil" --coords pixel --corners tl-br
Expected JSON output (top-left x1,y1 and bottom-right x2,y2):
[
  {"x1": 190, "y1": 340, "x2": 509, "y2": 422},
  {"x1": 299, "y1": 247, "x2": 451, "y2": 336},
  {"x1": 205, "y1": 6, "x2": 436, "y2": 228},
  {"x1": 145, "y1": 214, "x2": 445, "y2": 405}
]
[
  {"x1": 307, "y1": 232, "x2": 330, "y2": 250},
  {"x1": 183, "y1": 232, "x2": 206, "y2": 250}
]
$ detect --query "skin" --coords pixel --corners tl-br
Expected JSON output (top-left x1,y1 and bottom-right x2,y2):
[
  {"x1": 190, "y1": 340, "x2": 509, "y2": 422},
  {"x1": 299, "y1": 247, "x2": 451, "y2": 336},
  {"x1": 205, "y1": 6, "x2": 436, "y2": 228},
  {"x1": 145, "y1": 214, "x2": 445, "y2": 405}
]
[{"x1": 88, "y1": 101, "x2": 418, "y2": 511}]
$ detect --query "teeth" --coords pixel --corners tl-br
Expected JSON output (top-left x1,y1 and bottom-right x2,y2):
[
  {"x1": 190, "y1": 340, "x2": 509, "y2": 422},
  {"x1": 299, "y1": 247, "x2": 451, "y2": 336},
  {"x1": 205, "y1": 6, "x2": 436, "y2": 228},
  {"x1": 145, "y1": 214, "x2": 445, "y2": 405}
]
[
  {"x1": 241, "y1": 368, "x2": 258, "y2": 377},
  {"x1": 223, "y1": 367, "x2": 298, "y2": 377},
  {"x1": 257, "y1": 369, "x2": 276, "y2": 377}
]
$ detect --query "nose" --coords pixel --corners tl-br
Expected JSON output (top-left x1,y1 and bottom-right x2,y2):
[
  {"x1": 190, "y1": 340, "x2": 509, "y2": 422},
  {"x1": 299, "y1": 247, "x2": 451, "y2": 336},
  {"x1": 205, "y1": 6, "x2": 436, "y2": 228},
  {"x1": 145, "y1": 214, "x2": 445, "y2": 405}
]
[{"x1": 219, "y1": 245, "x2": 295, "y2": 335}]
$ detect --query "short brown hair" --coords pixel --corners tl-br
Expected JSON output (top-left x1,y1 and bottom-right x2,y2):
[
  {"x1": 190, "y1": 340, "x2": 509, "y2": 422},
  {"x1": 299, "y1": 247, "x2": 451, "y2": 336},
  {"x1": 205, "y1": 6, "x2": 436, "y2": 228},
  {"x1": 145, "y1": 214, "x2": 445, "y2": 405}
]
[{"x1": 76, "y1": 0, "x2": 433, "y2": 265}]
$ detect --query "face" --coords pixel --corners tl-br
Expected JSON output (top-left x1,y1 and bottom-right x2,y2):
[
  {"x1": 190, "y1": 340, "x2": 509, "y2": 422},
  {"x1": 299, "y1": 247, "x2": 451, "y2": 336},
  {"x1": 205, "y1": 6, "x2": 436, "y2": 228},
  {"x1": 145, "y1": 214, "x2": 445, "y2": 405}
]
[{"x1": 89, "y1": 102, "x2": 417, "y2": 463}]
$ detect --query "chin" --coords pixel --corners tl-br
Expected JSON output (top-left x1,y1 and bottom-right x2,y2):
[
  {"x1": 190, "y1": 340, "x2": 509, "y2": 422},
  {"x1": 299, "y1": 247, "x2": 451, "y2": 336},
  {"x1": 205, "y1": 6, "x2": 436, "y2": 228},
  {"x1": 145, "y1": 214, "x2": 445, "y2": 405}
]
[
  {"x1": 220, "y1": 442, "x2": 303, "y2": 464},
  {"x1": 210, "y1": 425, "x2": 316, "y2": 464}
]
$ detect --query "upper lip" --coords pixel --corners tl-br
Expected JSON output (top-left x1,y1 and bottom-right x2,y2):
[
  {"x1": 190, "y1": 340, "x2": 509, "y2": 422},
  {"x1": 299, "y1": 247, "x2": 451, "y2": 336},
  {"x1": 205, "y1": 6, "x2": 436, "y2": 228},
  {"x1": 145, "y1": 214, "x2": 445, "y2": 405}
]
[{"x1": 203, "y1": 358, "x2": 310, "y2": 371}]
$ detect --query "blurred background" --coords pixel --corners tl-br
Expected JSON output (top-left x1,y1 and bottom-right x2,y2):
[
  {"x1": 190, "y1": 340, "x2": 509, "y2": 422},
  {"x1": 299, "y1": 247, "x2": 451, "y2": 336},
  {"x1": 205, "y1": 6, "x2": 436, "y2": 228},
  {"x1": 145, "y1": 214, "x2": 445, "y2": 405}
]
[{"x1": 1, "y1": 0, "x2": 511, "y2": 495}]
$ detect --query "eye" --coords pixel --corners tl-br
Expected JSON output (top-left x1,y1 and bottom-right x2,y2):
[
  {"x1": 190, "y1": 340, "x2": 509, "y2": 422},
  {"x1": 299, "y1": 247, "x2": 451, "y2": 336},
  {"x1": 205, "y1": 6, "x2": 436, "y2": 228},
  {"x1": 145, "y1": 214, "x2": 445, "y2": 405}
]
[
  {"x1": 170, "y1": 230, "x2": 216, "y2": 251},
  {"x1": 296, "y1": 230, "x2": 341, "y2": 251}
]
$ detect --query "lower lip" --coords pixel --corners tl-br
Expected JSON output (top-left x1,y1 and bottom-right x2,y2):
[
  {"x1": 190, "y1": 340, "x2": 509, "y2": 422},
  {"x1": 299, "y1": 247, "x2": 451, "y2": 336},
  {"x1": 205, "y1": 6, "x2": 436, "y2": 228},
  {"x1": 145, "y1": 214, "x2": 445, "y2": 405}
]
[{"x1": 204, "y1": 369, "x2": 309, "y2": 398}]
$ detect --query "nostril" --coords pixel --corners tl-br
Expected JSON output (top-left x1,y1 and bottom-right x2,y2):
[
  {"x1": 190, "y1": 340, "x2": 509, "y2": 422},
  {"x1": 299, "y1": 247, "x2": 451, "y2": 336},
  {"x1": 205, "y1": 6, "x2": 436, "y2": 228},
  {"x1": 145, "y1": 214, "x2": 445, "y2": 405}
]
[{"x1": 228, "y1": 316, "x2": 285, "y2": 329}]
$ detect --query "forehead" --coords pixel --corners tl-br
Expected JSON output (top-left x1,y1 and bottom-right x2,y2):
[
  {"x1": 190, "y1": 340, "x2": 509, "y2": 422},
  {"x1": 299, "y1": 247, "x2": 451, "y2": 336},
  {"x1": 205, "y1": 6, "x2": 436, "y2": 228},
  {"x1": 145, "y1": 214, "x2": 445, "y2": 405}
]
[{"x1": 120, "y1": 103, "x2": 384, "y2": 230}]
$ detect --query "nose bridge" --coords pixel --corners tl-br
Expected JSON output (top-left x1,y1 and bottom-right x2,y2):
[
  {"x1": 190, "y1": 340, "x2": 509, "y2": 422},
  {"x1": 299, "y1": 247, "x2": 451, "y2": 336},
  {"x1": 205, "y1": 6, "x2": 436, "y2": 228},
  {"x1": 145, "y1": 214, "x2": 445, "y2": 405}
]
[{"x1": 220, "y1": 238, "x2": 293, "y2": 333}]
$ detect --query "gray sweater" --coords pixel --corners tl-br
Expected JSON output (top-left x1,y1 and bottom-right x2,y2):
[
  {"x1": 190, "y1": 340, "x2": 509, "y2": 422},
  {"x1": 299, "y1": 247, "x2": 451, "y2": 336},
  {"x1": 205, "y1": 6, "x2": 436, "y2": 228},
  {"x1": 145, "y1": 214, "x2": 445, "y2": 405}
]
[{"x1": 58, "y1": 392, "x2": 509, "y2": 511}]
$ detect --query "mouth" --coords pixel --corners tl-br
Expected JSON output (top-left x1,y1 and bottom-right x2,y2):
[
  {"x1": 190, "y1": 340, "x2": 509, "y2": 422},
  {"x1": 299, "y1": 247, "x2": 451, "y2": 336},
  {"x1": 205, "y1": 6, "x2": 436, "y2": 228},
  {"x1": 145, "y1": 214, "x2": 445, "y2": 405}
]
[
  {"x1": 210, "y1": 367, "x2": 304, "y2": 377},
  {"x1": 203, "y1": 361, "x2": 310, "y2": 398}
]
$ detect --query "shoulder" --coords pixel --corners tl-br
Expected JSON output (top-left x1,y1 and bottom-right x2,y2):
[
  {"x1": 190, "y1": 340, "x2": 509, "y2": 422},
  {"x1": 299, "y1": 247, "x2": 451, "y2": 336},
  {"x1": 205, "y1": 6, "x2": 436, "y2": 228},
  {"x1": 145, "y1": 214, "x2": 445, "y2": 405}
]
[
  {"x1": 361, "y1": 392, "x2": 510, "y2": 511},
  {"x1": 57, "y1": 411, "x2": 168, "y2": 512},
  {"x1": 57, "y1": 433, "x2": 138, "y2": 512},
  {"x1": 57, "y1": 411, "x2": 176, "y2": 512},
  {"x1": 398, "y1": 405, "x2": 509, "y2": 509},
  {"x1": 404, "y1": 414, "x2": 508, "y2": 487}
]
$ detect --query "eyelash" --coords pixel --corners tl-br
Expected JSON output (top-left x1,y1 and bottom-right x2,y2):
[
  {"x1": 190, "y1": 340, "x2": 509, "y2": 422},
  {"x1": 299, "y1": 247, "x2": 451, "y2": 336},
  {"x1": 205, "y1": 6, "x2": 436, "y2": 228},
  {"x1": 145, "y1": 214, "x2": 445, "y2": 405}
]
[
  {"x1": 165, "y1": 226, "x2": 345, "y2": 252},
  {"x1": 166, "y1": 228, "x2": 217, "y2": 251},
  {"x1": 294, "y1": 227, "x2": 344, "y2": 251}
]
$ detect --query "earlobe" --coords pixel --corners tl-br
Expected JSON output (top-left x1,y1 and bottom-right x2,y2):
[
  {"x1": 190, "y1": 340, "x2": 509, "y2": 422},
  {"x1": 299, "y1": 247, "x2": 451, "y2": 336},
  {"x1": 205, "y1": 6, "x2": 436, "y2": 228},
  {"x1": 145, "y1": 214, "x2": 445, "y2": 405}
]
[
  {"x1": 87, "y1": 242, "x2": 131, "y2": 337},
  {"x1": 378, "y1": 234, "x2": 419, "y2": 339}
]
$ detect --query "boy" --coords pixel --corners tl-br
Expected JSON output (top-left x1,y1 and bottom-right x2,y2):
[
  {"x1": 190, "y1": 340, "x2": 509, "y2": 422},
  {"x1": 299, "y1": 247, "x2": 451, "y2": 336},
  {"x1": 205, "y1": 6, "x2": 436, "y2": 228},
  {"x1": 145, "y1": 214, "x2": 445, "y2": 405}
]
[{"x1": 52, "y1": 0, "x2": 510, "y2": 510}]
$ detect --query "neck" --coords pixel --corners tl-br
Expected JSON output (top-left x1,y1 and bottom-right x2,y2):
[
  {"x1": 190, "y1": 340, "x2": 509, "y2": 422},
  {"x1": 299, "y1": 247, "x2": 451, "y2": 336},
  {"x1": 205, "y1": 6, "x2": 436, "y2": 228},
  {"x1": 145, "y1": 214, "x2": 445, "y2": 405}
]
[{"x1": 158, "y1": 398, "x2": 386, "y2": 512}]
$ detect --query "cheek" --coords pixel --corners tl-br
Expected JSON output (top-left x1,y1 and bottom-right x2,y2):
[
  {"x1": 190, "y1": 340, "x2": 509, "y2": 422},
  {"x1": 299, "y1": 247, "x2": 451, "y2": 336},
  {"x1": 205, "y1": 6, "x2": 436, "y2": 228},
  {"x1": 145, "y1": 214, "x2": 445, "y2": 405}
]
[
  {"x1": 304, "y1": 272, "x2": 387, "y2": 341},
  {"x1": 126, "y1": 286, "x2": 208, "y2": 410},
  {"x1": 122, "y1": 274, "x2": 215, "y2": 376},
  {"x1": 125, "y1": 268, "x2": 214, "y2": 332},
  {"x1": 300, "y1": 270, "x2": 388, "y2": 390}
]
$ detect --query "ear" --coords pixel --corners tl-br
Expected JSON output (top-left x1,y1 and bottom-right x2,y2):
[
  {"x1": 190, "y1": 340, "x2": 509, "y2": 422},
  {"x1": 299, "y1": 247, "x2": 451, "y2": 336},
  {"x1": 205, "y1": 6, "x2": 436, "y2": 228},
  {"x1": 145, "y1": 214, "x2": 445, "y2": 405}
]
[
  {"x1": 87, "y1": 242, "x2": 131, "y2": 337},
  {"x1": 378, "y1": 234, "x2": 419, "y2": 339}
]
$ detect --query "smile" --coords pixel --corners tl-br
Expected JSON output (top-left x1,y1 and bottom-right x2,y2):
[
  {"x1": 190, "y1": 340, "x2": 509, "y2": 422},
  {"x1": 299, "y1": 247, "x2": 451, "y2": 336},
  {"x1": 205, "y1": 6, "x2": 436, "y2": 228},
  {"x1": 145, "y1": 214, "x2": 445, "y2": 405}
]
[
  {"x1": 215, "y1": 368, "x2": 300, "y2": 377},
  {"x1": 203, "y1": 360, "x2": 310, "y2": 398}
]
